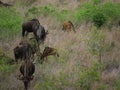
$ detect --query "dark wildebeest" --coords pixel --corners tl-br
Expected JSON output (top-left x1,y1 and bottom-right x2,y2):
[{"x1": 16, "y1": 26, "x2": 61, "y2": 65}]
[
  {"x1": 19, "y1": 60, "x2": 35, "y2": 90},
  {"x1": 22, "y1": 19, "x2": 40, "y2": 38},
  {"x1": 0, "y1": 1, "x2": 12, "y2": 7},
  {"x1": 13, "y1": 41, "x2": 35, "y2": 63},
  {"x1": 62, "y1": 21, "x2": 76, "y2": 33},
  {"x1": 22, "y1": 19, "x2": 48, "y2": 51},
  {"x1": 40, "y1": 46, "x2": 59, "y2": 64}
]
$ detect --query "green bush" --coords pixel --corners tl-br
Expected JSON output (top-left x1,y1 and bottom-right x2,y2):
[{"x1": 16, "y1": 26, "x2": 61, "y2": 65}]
[
  {"x1": 72, "y1": 2, "x2": 120, "y2": 27},
  {"x1": 92, "y1": 12, "x2": 106, "y2": 28}
]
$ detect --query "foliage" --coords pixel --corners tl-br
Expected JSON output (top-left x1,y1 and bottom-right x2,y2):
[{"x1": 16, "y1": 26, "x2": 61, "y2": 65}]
[
  {"x1": 73, "y1": 1, "x2": 120, "y2": 27},
  {"x1": 92, "y1": 12, "x2": 106, "y2": 28}
]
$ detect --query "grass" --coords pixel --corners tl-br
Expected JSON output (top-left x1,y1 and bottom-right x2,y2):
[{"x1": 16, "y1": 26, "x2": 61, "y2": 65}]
[
  {"x1": 26, "y1": 1, "x2": 120, "y2": 27},
  {"x1": 0, "y1": 0, "x2": 120, "y2": 90},
  {"x1": 39, "y1": 5, "x2": 70, "y2": 22},
  {"x1": 0, "y1": 7, "x2": 23, "y2": 39}
]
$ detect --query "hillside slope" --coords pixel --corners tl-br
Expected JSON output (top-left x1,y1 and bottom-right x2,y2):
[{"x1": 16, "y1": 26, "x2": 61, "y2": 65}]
[{"x1": 0, "y1": 0, "x2": 120, "y2": 90}]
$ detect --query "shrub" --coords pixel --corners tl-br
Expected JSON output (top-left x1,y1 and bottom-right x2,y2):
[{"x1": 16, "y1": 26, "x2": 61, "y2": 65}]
[
  {"x1": 72, "y1": 1, "x2": 120, "y2": 27},
  {"x1": 92, "y1": 12, "x2": 106, "y2": 28}
]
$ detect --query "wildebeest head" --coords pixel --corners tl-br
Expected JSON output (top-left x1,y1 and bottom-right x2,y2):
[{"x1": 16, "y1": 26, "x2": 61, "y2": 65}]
[{"x1": 36, "y1": 25, "x2": 48, "y2": 43}]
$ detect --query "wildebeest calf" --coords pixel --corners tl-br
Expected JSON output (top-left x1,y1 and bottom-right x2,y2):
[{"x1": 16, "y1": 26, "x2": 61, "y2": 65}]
[
  {"x1": 62, "y1": 21, "x2": 76, "y2": 33},
  {"x1": 40, "y1": 46, "x2": 59, "y2": 64}
]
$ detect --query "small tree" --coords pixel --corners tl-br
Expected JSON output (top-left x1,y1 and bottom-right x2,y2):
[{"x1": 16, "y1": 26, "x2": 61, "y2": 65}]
[{"x1": 92, "y1": 12, "x2": 106, "y2": 28}]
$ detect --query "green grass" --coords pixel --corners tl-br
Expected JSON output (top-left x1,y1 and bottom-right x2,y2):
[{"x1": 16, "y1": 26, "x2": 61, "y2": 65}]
[
  {"x1": 27, "y1": 5, "x2": 71, "y2": 22},
  {"x1": 0, "y1": 7, "x2": 23, "y2": 39},
  {"x1": 0, "y1": 55, "x2": 17, "y2": 88}
]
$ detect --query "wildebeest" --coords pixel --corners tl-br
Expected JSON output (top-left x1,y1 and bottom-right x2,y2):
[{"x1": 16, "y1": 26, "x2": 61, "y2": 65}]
[
  {"x1": 18, "y1": 60, "x2": 35, "y2": 90},
  {"x1": 22, "y1": 19, "x2": 40, "y2": 38},
  {"x1": 22, "y1": 19, "x2": 48, "y2": 44},
  {"x1": 62, "y1": 21, "x2": 76, "y2": 33},
  {"x1": 13, "y1": 41, "x2": 35, "y2": 63},
  {"x1": 40, "y1": 46, "x2": 59, "y2": 64},
  {"x1": 0, "y1": 1, "x2": 12, "y2": 7}
]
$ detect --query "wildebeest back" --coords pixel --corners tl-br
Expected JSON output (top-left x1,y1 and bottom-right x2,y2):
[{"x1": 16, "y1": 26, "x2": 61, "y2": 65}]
[{"x1": 20, "y1": 61, "x2": 35, "y2": 77}]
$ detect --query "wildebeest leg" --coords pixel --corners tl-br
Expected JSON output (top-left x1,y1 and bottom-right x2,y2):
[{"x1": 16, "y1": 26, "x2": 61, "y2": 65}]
[
  {"x1": 22, "y1": 28, "x2": 26, "y2": 37},
  {"x1": 24, "y1": 81, "x2": 29, "y2": 90}
]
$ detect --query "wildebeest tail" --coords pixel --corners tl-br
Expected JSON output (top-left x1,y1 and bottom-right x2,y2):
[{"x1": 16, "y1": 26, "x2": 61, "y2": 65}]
[{"x1": 68, "y1": 21, "x2": 76, "y2": 33}]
